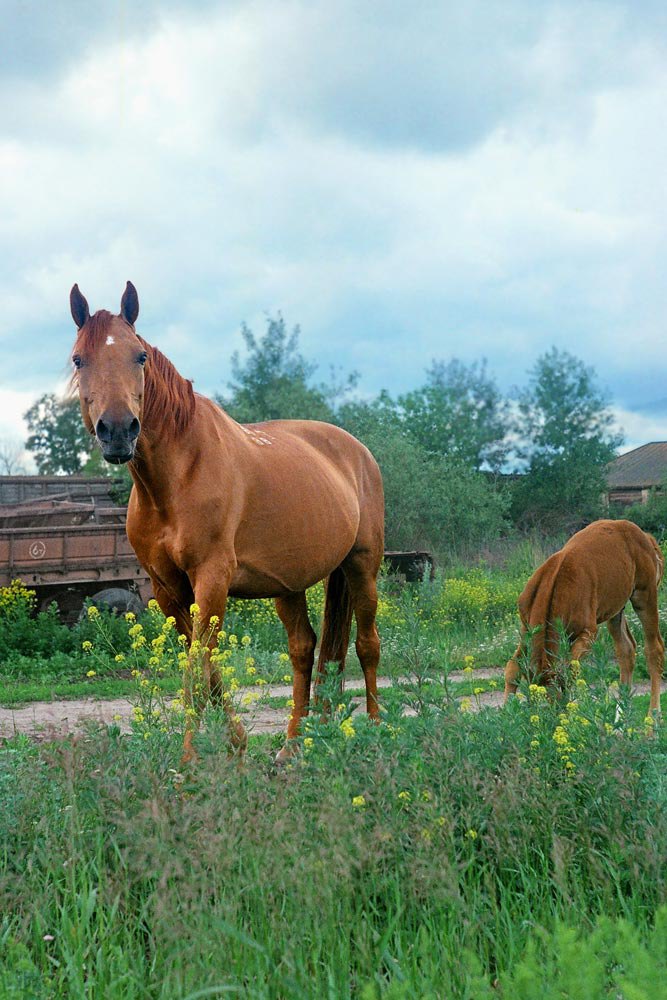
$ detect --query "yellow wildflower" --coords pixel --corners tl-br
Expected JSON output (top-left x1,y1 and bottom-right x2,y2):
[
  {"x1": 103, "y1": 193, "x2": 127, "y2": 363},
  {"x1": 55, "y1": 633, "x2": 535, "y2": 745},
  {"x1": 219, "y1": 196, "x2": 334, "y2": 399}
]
[
  {"x1": 87, "y1": 605, "x2": 99, "y2": 620},
  {"x1": 81, "y1": 640, "x2": 93, "y2": 652},
  {"x1": 86, "y1": 669, "x2": 96, "y2": 678},
  {"x1": 352, "y1": 795, "x2": 366, "y2": 808},
  {"x1": 340, "y1": 717, "x2": 356, "y2": 739}
]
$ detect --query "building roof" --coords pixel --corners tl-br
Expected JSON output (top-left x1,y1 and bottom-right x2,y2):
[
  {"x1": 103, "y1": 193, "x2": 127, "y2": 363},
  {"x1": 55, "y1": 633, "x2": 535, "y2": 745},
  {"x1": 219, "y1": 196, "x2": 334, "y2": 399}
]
[{"x1": 606, "y1": 442, "x2": 667, "y2": 489}]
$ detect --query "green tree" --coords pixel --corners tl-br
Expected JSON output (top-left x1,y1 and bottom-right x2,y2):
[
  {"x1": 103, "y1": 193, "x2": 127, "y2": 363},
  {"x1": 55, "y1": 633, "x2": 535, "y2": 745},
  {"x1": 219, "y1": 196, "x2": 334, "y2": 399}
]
[
  {"x1": 399, "y1": 359, "x2": 508, "y2": 470},
  {"x1": 218, "y1": 315, "x2": 356, "y2": 423},
  {"x1": 337, "y1": 390, "x2": 402, "y2": 442},
  {"x1": 339, "y1": 398, "x2": 508, "y2": 552},
  {"x1": 24, "y1": 394, "x2": 92, "y2": 475},
  {"x1": 512, "y1": 348, "x2": 623, "y2": 530}
]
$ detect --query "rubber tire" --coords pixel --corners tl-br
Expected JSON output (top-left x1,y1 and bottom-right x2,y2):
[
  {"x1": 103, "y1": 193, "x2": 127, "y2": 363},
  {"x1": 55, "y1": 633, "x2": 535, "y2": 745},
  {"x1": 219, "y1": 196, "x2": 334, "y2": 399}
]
[{"x1": 90, "y1": 587, "x2": 145, "y2": 617}]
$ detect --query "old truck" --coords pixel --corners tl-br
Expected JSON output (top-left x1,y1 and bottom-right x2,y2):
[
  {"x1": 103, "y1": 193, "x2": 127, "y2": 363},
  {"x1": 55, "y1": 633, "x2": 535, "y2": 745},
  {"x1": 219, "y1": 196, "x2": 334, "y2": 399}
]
[{"x1": 0, "y1": 477, "x2": 150, "y2": 619}]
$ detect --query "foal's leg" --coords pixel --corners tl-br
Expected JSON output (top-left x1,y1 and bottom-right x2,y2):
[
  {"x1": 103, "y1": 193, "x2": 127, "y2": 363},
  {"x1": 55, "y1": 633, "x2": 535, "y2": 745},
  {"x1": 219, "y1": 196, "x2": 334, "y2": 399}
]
[
  {"x1": 504, "y1": 626, "x2": 526, "y2": 701},
  {"x1": 342, "y1": 552, "x2": 381, "y2": 721},
  {"x1": 274, "y1": 592, "x2": 317, "y2": 763},
  {"x1": 630, "y1": 586, "x2": 665, "y2": 716},
  {"x1": 607, "y1": 610, "x2": 637, "y2": 689},
  {"x1": 568, "y1": 628, "x2": 596, "y2": 676}
]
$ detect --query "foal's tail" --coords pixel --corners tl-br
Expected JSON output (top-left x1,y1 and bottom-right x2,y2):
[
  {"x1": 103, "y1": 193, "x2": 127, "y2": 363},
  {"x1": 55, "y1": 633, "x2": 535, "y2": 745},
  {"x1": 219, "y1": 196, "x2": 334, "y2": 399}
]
[{"x1": 317, "y1": 567, "x2": 354, "y2": 675}]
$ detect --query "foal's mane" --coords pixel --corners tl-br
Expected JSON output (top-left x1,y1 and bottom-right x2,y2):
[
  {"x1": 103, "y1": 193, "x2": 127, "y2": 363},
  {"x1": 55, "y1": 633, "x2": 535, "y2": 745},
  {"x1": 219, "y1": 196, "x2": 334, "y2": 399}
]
[{"x1": 72, "y1": 311, "x2": 196, "y2": 437}]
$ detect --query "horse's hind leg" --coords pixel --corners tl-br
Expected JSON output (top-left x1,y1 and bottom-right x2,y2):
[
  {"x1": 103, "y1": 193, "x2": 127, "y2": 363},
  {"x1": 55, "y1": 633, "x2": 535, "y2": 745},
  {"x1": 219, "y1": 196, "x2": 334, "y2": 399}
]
[
  {"x1": 342, "y1": 551, "x2": 381, "y2": 720},
  {"x1": 607, "y1": 610, "x2": 637, "y2": 689},
  {"x1": 630, "y1": 586, "x2": 664, "y2": 715},
  {"x1": 275, "y1": 592, "x2": 317, "y2": 762}
]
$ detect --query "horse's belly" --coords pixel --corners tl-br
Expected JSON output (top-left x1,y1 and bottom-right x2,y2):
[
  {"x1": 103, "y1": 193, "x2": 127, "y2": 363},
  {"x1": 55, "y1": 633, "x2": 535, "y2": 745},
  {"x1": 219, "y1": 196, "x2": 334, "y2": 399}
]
[
  {"x1": 229, "y1": 483, "x2": 360, "y2": 596},
  {"x1": 229, "y1": 542, "x2": 353, "y2": 598}
]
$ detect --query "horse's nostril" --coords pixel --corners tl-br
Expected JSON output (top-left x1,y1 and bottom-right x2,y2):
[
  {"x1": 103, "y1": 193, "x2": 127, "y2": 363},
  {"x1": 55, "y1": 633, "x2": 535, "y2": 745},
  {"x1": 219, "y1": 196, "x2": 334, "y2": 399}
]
[
  {"x1": 96, "y1": 418, "x2": 112, "y2": 443},
  {"x1": 128, "y1": 418, "x2": 141, "y2": 441}
]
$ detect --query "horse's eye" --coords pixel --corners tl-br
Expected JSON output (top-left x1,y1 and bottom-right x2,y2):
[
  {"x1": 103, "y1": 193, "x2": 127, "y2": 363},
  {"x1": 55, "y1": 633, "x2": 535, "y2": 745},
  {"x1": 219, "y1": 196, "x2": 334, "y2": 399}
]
[
  {"x1": 137, "y1": 352, "x2": 148, "y2": 366},
  {"x1": 72, "y1": 355, "x2": 82, "y2": 369}
]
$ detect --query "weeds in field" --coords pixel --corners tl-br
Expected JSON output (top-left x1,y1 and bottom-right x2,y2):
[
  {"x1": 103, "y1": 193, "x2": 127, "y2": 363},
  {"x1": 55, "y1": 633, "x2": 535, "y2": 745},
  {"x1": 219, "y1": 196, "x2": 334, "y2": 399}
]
[{"x1": 0, "y1": 676, "x2": 665, "y2": 997}]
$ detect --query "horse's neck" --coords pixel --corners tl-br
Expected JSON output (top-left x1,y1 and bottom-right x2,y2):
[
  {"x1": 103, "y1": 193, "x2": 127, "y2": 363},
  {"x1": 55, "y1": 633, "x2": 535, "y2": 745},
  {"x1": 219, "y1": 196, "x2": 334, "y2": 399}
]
[
  {"x1": 129, "y1": 418, "x2": 198, "y2": 511},
  {"x1": 128, "y1": 400, "x2": 240, "y2": 512}
]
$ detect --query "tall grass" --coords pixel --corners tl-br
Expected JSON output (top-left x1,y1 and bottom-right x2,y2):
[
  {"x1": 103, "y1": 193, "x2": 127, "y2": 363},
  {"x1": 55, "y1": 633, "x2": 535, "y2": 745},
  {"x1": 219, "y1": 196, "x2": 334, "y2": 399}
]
[{"x1": 0, "y1": 678, "x2": 665, "y2": 997}]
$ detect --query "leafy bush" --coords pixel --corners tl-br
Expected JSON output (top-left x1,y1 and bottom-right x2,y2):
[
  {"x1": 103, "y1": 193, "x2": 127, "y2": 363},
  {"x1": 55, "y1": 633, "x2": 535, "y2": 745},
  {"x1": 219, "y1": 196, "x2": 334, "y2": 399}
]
[
  {"x1": 435, "y1": 570, "x2": 520, "y2": 628},
  {"x1": 624, "y1": 485, "x2": 667, "y2": 538}
]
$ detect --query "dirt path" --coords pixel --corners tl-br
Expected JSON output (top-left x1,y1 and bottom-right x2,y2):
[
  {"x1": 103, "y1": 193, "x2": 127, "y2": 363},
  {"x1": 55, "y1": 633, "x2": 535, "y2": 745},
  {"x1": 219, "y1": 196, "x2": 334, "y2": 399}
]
[{"x1": 0, "y1": 667, "x2": 661, "y2": 741}]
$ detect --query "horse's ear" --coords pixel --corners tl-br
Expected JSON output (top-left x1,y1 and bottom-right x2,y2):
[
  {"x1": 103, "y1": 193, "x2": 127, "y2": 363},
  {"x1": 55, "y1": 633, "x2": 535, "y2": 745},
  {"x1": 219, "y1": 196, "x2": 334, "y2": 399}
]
[
  {"x1": 120, "y1": 281, "x2": 139, "y2": 326},
  {"x1": 70, "y1": 284, "x2": 90, "y2": 329}
]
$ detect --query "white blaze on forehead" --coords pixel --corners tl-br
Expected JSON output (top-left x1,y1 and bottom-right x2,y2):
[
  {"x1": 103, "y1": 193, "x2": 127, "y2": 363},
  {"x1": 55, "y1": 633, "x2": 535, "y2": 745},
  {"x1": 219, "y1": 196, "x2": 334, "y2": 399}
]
[{"x1": 105, "y1": 335, "x2": 115, "y2": 346}]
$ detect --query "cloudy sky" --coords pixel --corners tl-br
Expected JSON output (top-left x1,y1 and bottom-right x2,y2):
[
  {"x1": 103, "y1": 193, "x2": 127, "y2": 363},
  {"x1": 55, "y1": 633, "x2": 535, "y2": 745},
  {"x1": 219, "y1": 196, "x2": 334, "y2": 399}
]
[{"x1": 2, "y1": 0, "x2": 667, "y2": 461}]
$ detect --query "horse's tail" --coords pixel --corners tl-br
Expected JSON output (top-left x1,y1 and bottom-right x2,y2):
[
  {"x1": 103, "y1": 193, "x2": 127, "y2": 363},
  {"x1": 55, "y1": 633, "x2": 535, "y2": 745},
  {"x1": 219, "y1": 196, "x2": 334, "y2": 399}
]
[{"x1": 317, "y1": 567, "x2": 354, "y2": 676}]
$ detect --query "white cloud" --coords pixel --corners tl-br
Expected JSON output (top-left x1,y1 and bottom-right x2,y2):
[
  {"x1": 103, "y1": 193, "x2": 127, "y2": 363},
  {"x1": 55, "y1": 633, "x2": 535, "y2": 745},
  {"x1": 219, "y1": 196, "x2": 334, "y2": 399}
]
[
  {"x1": 613, "y1": 407, "x2": 667, "y2": 454},
  {"x1": 1, "y1": 0, "x2": 667, "y2": 436},
  {"x1": 0, "y1": 389, "x2": 35, "y2": 442}
]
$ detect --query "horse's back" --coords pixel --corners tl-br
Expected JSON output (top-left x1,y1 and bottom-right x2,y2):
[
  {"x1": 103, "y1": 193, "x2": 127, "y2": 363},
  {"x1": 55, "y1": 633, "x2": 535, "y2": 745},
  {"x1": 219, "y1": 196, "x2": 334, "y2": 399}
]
[
  {"x1": 244, "y1": 418, "x2": 384, "y2": 530},
  {"x1": 523, "y1": 520, "x2": 658, "y2": 631}
]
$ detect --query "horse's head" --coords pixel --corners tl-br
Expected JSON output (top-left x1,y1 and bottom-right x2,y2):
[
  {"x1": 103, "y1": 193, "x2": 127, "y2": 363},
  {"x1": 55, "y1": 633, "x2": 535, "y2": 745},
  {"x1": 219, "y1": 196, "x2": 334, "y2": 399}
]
[{"x1": 70, "y1": 282, "x2": 145, "y2": 464}]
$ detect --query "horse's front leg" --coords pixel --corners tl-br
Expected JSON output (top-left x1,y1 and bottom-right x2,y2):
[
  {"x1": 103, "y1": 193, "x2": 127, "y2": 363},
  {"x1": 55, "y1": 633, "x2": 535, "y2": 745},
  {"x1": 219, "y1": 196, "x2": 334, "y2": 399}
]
[{"x1": 182, "y1": 564, "x2": 247, "y2": 764}]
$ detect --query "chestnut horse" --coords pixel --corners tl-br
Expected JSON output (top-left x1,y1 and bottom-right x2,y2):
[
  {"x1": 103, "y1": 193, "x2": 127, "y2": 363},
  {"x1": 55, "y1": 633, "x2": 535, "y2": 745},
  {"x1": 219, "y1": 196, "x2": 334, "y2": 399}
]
[
  {"x1": 69, "y1": 282, "x2": 384, "y2": 762},
  {"x1": 504, "y1": 519, "x2": 664, "y2": 714}
]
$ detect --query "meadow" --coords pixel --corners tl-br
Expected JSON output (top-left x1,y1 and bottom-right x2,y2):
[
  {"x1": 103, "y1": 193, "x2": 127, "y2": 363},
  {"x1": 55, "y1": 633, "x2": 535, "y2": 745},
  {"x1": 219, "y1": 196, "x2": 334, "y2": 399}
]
[{"x1": 0, "y1": 540, "x2": 666, "y2": 997}]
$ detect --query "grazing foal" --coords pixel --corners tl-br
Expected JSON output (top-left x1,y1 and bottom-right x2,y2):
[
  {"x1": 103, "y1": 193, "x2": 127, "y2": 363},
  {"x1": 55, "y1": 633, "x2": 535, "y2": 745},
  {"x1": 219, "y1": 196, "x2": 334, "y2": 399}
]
[
  {"x1": 505, "y1": 520, "x2": 664, "y2": 714},
  {"x1": 69, "y1": 282, "x2": 385, "y2": 762}
]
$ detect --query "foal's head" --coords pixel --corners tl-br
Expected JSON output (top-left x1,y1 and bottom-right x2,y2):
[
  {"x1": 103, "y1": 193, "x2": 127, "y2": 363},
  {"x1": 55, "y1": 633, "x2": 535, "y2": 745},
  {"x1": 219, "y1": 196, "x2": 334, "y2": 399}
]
[{"x1": 70, "y1": 282, "x2": 145, "y2": 465}]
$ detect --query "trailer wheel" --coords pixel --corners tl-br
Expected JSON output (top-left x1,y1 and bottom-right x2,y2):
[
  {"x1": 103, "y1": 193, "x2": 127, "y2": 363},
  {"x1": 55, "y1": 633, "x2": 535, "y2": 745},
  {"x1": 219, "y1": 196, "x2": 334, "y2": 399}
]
[{"x1": 90, "y1": 587, "x2": 145, "y2": 617}]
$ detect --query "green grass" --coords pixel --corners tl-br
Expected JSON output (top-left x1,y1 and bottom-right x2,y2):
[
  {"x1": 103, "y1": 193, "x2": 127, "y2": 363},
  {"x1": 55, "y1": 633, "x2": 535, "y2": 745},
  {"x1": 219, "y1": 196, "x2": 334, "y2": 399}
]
[
  {"x1": 1, "y1": 565, "x2": 667, "y2": 996},
  {"x1": 0, "y1": 683, "x2": 665, "y2": 998}
]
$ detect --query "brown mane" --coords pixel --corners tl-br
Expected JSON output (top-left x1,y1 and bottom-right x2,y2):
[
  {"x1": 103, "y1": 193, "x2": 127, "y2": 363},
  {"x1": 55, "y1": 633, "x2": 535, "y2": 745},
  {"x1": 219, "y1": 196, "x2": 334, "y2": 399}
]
[{"x1": 72, "y1": 311, "x2": 196, "y2": 438}]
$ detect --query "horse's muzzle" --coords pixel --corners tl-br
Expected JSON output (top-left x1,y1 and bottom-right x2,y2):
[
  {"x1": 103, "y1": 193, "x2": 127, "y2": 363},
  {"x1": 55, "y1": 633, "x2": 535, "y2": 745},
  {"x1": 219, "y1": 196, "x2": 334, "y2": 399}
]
[{"x1": 96, "y1": 415, "x2": 140, "y2": 464}]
